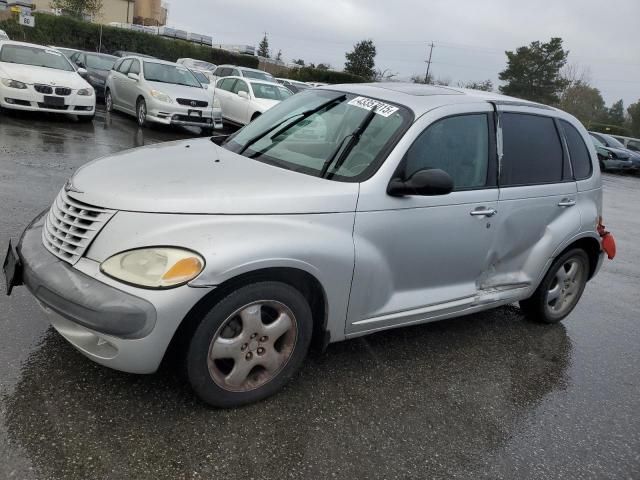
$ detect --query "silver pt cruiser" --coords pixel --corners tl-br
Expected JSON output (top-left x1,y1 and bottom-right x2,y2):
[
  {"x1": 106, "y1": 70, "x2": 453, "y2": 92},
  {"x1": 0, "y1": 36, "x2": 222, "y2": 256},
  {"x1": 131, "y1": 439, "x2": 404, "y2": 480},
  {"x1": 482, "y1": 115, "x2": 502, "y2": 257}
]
[{"x1": 4, "y1": 84, "x2": 611, "y2": 407}]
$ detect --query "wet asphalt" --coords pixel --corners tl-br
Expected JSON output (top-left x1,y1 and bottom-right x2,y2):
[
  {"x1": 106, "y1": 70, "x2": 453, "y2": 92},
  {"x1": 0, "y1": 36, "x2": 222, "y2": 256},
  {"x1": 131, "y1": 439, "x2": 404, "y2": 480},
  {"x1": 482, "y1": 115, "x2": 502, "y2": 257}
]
[{"x1": 0, "y1": 107, "x2": 639, "y2": 480}]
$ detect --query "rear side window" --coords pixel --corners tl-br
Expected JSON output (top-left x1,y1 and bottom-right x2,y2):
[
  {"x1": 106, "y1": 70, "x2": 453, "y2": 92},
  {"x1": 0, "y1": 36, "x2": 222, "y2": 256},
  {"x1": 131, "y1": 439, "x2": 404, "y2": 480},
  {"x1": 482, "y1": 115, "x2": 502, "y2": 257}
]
[
  {"x1": 403, "y1": 114, "x2": 490, "y2": 190},
  {"x1": 231, "y1": 80, "x2": 249, "y2": 94},
  {"x1": 500, "y1": 113, "x2": 563, "y2": 186},
  {"x1": 218, "y1": 78, "x2": 236, "y2": 91},
  {"x1": 113, "y1": 59, "x2": 123, "y2": 71},
  {"x1": 627, "y1": 140, "x2": 640, "y2": 152},
  {"x1": 129, "y1": 60, "x2": 140, "y2": 75},
  {"x1": 117, "y1": 59, "x2": 132, "y2": 74},
  {"x1": 561, "y1": 120, "x2": 592, "y2": 180}
]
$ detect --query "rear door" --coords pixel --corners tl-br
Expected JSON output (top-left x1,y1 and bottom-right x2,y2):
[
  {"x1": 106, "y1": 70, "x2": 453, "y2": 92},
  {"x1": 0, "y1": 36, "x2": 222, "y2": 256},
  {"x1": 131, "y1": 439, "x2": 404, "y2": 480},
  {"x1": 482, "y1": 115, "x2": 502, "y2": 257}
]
[
  {"x1": 229, "y1": 79, "x2": 250, "y2": 124},
  {"x1": 120, "y1": 59, "x2": 141, "y2": 108},
  {"x1": 491, "y1": 107, "x2": 580, "y2": 293},
  {"x1": 111, "y1": 58, "x2": 132, "y2": 109},
  {"x1": 215, "y1": 78, "x2": 237, "y2": 121}
]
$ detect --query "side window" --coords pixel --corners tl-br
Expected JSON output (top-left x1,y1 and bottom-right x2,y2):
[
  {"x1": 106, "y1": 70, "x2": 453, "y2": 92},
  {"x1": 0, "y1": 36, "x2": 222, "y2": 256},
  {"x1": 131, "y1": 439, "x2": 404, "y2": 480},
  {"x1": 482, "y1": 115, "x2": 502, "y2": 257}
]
[
  {"x1": 218, "y1": 67, "x2": 232, "y2": 77},
  {"x1": 218, "y1": 78, "x2": 236, "y2": 91},
  {"x1": 117, "y1": 59, "x2": 133, "y2": 74},
  {"x1": 561, "y1": 120, "x2": 592, "y2": 180},
  {"x1": 403, "y1": 114, "x2": 490, "y2": 190},
  {"x1": 129, "y1": 60, "x2": 140, "y2": 75},
  {"x1": 627, "y1": 140, "x2": 640, "y2": 152},
  {"x1": 231, "y1": 80, "x2": 248, "y2": 94},
  {"x1": 500, "y1": 113, "x2": 564, "y2": 186},
  {"x1": 232, "y1": 69, "x2": 240, "y2": 76},
  {"x1": 113, "y1": 59, "x2": 123, "y2": 71}
]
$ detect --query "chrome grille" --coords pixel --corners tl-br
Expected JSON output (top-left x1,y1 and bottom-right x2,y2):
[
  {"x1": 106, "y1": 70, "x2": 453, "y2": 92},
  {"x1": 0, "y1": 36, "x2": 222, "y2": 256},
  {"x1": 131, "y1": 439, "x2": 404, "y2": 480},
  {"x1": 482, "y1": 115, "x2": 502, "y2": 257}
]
[{"x1": 42, "y1": 190, "x2": 115, "y2": 264}]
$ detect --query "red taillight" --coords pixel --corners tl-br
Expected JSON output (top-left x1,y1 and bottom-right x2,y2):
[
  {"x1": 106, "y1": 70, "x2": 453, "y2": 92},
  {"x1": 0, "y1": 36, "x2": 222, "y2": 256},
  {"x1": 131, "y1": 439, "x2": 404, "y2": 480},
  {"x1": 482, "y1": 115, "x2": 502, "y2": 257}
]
[{"x1": 597, "y1": 217, "x2": 616, "y2": 260}]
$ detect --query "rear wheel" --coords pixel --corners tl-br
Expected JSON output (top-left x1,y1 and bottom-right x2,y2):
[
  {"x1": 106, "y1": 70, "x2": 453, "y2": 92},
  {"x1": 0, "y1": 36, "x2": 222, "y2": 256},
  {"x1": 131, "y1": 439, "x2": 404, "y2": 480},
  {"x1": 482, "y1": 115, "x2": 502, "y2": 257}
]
[
  {"x1": 186, "y1": 281, "x2": 313, "y2": 407},
  {"x1": 599, "y1": 159, "x2": 606, "y2": 172},
  {"x1": 520, "y1": 249, "x2": 589, "y2": 324},
  {"x1": 136, "y1": 98, "x2": 147, "y2": 127}
]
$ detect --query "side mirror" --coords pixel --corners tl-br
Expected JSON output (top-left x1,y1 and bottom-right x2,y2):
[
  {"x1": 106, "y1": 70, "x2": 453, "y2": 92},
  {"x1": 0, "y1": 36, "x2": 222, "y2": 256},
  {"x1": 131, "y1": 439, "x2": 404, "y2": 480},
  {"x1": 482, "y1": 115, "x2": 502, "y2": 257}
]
[
  {"x1": 387, "y1": 168, "x2": 454, "y2": 196},
  {"x1": 128, "y1": 72, "x2": 140, "y2": 81},
  {"x1": 238, "y1": 90, "x2": 249, "y2": 99},
  {"x1": 77, "y1": 67, "x2": 87, "y2": 77}
]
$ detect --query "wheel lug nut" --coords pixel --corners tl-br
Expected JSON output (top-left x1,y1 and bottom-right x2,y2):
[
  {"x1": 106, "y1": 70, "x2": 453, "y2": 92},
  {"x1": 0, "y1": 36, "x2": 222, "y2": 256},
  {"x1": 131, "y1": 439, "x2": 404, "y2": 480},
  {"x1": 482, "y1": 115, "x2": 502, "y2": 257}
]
[
  {"x1": 257, "y1": 347, "x2": 265, "y2": 355},
  {"x1": 245, "y1": 352, "x2": 253, "y2": 360},
  {"x1": 259, "y1": 336, "x2": 268, "y2": 342},
  {"x1": 250, "y1": 333, "x2": 257, "y2": 339},
  {"x1": 241, "y1": 343, "x2": 248, "y2": 351}
]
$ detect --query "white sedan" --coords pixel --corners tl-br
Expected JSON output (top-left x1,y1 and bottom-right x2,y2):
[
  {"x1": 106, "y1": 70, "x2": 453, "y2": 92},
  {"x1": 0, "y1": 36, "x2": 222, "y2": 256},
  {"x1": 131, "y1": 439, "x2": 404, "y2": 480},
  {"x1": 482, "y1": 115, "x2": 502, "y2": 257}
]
[
  {"x1": 0, "y1": 40, "x2": 95, "y2": 121},
  {"x1": 214, "y1": 76, "x2": 293, "y2": 125}
]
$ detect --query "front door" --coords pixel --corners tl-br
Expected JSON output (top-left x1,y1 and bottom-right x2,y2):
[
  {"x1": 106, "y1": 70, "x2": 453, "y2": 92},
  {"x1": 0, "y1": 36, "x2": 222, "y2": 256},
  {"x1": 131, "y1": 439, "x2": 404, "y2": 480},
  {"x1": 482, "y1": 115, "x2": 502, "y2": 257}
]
[{"x1": 347, "y1": 104, "x2": 500, "y2": 335}]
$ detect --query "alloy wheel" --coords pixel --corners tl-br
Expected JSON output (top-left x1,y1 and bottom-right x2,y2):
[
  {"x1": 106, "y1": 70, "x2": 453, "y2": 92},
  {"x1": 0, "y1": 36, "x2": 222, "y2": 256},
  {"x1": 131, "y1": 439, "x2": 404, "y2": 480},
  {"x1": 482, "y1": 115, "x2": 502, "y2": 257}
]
[{"x1": 545, "y1": 258, "x2": 585, "y2": 317}]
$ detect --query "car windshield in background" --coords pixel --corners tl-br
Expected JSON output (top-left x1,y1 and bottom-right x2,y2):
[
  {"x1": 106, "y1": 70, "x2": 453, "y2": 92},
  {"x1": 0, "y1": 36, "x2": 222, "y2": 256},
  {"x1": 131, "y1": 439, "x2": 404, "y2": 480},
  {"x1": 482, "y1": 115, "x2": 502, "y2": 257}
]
[
  {"x1": 85, "y1": 54, "x2": 117, "y2": 70},
  {"x1": 192, "y1": 71, "x2": 210, "y2": 84},
  {"x1": 224, "y1": 89, "x2": 412, "y2": 181},
  {"x1": 241, "y1": 70, "x2": 273, "y2": 81},
  {"x1": 191, "y1": 60, "x2": 215, "y2": 70},
  {"x1": 0, "y1": 45, "x2": 74, "y2": 71},
  {"x1": 252, "y1": 83, "x2": 293, "y2": 100},
  {"x1": 143, "y1": 62, "x2": 201, "y2": 87},
  {"x1": 590, "y1": 136, "x2": 605, "y2": 147},
  {"x1": 602, "y1": 134, "x2": 626, "y2": 149}
]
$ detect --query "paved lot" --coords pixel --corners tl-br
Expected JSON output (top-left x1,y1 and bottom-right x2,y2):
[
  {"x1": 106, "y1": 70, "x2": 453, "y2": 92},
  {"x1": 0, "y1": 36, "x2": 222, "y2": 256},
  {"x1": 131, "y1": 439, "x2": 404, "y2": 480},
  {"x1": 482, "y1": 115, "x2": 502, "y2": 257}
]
[{"x1": 1, "y1": 107, "x2": 639, "y2": 480}]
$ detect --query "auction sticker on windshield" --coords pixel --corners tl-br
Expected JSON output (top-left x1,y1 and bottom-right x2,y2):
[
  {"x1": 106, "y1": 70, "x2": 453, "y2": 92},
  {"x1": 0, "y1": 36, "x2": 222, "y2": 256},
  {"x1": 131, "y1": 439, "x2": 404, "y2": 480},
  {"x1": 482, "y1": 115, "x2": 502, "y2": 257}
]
[{"x1": 348, "y1": 96, "x2": 399, "y2": 117}]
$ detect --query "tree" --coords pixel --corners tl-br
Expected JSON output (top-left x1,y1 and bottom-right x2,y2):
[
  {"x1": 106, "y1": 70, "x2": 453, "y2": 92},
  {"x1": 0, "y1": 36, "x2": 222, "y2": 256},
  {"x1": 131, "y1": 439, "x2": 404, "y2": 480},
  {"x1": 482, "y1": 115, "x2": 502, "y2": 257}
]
[
  {"x1": 344, "y1": 39, "x2": 376, "y2": 80},
  {"x1": 410, "y1": 73, "x2": 449, "y2": 86},
  {"x1": 257, "y1": 33, "x2": 270, "y2": 58},
  {"x1": 607, "y1": 99, "x2": 625, "y2": 126},
  {"x1": 292, "y1": 59, "x2": 305, "y2": 66},
  {"x1": 316, "y1": 63, "x2": 330, "y2": 71},
  {"x1": 559, "y1": 81, "x2": 607, "y2": 127},
  {"x1": 275, "y1": 49, "x2": 282, "y2": 63},
  {"x1": 373, "y1": 68, "x2": 397, "y2": 81},
  {"x1": 628, "y1": 101, "x2": 640, "y2": 137},
  {"x1": 458, "y1": 79, "x2": 493, "y2": 91},
  {"x1": 50, "y1": 0, "x2": 103, "y2": 19},
  {"x1": 499, "y1": 37, "x2": 569, "y2": 104}
]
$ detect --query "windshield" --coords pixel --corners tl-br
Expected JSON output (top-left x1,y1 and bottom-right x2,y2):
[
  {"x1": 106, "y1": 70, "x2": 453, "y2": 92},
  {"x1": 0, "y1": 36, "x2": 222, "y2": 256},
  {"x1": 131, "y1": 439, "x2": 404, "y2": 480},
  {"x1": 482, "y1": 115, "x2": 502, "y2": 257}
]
[
  {"x1": 0, "y1": 45, "x2": 74, "y2": 71},
  {"x1": 252, "y1": 83, "x2": 293, "y2": 100},
  {"x1": 602, "y1": 134, "x2": 625, "y2": 149},
  {"x1": 241, "y1": 69, "x2": 274, "y2": 81},
  {"x1": 85, "y1": 54, "x2": 116, "y2": 70},
  {"x1": 224, "y1": 89, "x2": 412, "y2": 181},
  {"x1": 192, "y1": 71, "x2": 210, "y2": 84},
  {"x1": 143, "y1": 62, "x2": 201, "y2": 87},
  {"x1": 190, "y1": 59, "x2": 216, "y2": 70}
]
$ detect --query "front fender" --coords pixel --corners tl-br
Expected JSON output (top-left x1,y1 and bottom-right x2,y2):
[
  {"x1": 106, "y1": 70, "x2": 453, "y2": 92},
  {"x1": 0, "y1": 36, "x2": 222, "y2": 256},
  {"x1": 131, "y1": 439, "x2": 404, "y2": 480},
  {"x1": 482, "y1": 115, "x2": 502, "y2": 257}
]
[{"x1": 86, "y1": 211, "x2": 356, "y2": 341}]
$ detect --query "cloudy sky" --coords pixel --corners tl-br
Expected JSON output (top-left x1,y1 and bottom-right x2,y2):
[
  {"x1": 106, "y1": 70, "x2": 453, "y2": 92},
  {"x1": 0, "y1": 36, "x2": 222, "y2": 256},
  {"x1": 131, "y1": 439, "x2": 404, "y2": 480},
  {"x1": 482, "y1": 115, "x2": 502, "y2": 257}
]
[{"x1": 170, "y1": 0, "x2": 639, "y2": 107}]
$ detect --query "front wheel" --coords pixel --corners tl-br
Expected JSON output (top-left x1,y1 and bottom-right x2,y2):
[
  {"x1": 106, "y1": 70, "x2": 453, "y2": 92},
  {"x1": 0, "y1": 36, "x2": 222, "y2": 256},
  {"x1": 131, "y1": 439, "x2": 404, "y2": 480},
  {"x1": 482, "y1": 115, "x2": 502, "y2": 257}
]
[
  {"x1": 105, "y1": 89, "x2": 114, "y2": 113},
  {"x1": 186, "y1": 282, "x2": 313, "y2": 407},
  {"x1": 136, "y1": 98, "x2": 147, "y2": 127},
  {"x1": 520, "y1": 249, "x2": 589, "y2": 324}
]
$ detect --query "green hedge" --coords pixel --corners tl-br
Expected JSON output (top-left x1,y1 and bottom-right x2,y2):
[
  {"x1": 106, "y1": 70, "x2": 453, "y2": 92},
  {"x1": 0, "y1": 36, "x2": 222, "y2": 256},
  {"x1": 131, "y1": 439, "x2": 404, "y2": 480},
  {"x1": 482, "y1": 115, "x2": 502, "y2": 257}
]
[
  {"x1": 0, "y1": 13, "x2": 258, "y2": 68},
  {"x1": 283, "y1": 66, "x2": 365, "y2": 84}
]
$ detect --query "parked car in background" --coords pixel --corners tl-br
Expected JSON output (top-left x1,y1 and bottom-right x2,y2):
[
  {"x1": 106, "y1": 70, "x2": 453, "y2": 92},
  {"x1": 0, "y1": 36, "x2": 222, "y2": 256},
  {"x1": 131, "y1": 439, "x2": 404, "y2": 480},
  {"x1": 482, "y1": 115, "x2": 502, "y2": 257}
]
[
  {"x1": 276, "y1": 78, "x2": 310, "y2": 93},
  {"x1": 609, "y1": 134, "x2": 640, "y2": 153},
  {"x1": 177, "y1": 58, "x2": 216, "y2": 81},
  {"x1": 69, "y1": 51, "x2": 117, "y2": 100},
  {"x1": 49, "y1": 46, "x2": 80, "y2": 61},
  {"x1": 590, "y1": 131, "x2": 640, "y2": 170},
  {"x1": 5, "y1": 84, "x2": 609, "y2": 408},
  {"x1": 589, "y1": 135, "x2": 633, "y2": 172},
  {"x1": 214, "y1": 76, "x2": 292, "y2": 125},
  {"x1": 112, "y1": 50, "x2": 156, "y2": 59},
  {"x1": 307, "y1": 82, "x2": 329, "y2": 87},
  {"x1": 0, "y1": 40, "x2": 95, "y2": 121},
  {"x1": 105, "y1": 56, "x2": 222, "y2": 133},
  {"x1": 211, "y1": 64, "x2": 276, "y2": 83},
  {"x1": 0, "y1": 29, "x2": 9, "y2": 41}
]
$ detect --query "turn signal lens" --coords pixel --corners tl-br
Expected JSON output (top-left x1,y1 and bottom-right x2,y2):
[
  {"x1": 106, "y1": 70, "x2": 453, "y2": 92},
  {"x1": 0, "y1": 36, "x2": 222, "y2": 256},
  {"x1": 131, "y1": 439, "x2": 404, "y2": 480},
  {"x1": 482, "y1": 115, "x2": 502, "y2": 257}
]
[{"x1": 101, "y1": 247, "x2": 204, "y2": 288}]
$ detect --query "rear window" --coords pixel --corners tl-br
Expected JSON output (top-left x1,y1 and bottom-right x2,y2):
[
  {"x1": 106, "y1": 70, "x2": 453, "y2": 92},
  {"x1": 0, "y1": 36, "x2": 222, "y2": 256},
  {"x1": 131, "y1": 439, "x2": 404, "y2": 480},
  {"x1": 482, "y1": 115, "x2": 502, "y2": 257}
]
[
  {"x1": 561, "y1": 120, "x2": 592, "y2": 180},
  {"x1": 500, "y1": 113, "x2": 564, "y2": 186}
]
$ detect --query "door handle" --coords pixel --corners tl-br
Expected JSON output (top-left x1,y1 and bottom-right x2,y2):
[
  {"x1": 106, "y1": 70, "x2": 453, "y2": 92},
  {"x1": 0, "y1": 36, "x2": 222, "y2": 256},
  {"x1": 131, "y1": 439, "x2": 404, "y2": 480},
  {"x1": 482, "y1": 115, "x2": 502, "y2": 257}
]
[
  {"x1": 470, "y1": 207, "x2": 497, "y2": 217},
  {"x1": 558, "y1": 199, "x2": 576, "y2": 207}
]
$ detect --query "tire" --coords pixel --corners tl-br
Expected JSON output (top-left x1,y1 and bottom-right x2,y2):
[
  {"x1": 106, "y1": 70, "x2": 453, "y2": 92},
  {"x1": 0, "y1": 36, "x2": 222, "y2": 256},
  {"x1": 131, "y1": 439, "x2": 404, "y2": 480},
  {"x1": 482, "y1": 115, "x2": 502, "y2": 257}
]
[
  {"x1": 186, "y1": 281, "x2": 313, "y2": 408},
  {"x1": 77, "y1": 114, "x2": 94, "y2": 123},
  {"x1": 136, "y1": 98, "x2": 147, "y2": 127},
  {"x1": 105, "y1": 89, "x2": 114, "y2": 113},
  {"x1": 519, "y1": 248, "x2": 589, "y2": 324}
]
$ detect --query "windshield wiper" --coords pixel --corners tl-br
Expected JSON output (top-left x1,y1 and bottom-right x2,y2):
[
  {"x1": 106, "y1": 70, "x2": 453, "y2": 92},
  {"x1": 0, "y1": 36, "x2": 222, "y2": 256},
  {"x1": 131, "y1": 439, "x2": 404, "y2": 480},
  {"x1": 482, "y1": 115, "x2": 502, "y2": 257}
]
[
  {"x1": 319, "y1": 106, "x2": 378, "y2": 179},
  {"x1": 237, "y1": 94, "x2": 347, "y2": 155}
]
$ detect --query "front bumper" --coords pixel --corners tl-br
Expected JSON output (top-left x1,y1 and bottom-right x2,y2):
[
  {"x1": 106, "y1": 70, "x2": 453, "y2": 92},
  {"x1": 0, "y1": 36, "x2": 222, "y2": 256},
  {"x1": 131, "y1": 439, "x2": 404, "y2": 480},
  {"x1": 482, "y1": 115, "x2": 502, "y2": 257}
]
[
  {"x1": 146, "y1": 98, "x2": 223, "y2": 129},
  {"x1": 0, "y1": 85, "x2": 96, "y2": 115},
  {"x1": 9, "y1": 213, "x2": 212, "y2": 374}
]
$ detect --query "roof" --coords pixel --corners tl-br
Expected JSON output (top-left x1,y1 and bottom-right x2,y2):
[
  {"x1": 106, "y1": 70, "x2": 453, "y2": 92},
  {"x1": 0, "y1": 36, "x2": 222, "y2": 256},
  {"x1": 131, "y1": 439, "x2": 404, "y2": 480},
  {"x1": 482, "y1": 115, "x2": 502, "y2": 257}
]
[
  {"x1": 217, "y1": 64, "x2": 268, "y2": 73},
  {"x1": 321, "y1": 82, "x2": 553, "y2": 117}
]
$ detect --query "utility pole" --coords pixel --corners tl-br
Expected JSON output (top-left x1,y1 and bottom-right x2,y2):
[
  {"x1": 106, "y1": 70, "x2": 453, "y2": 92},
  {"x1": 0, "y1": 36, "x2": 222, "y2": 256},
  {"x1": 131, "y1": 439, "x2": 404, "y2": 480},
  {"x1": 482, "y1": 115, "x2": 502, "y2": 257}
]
[{"x1": 424, "y1": 41, "x2": 435, "y2": 84}]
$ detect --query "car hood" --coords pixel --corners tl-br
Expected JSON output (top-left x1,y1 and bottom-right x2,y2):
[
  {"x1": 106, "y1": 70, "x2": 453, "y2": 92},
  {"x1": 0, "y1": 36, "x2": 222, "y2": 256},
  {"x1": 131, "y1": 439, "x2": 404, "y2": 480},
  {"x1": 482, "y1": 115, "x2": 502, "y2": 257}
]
[
  {"x1": 147, "y1": 80, "x2": 209, "y2": 101},
  {"x1": 603, "y1": 146, "x2": 631, "y2": 159},
  {"x1": 69, "y1": 138, "x2": 359, "y2": 214},
  {"x1": 87, "y1": 68, "x2": 109, "y2": 80},
  {"x1": 253, "y1": 98, "x2": 280, "y2": 111},
  {"x1": 0, "y1": 62, "x2": 88, "y2": 88}
]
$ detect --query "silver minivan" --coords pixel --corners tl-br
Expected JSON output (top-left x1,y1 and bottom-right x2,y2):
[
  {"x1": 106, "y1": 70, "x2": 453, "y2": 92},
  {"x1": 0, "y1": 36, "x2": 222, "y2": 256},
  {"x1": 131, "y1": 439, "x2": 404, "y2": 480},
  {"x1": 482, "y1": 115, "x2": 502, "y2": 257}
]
[{"x1": 4, "y1": 84, "x2": 611, "y2": 407}]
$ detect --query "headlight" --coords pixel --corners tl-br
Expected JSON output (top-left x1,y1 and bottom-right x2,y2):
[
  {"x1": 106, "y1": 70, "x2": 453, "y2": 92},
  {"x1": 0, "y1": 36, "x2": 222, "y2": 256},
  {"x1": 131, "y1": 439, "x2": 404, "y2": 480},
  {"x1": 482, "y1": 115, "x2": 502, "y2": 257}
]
[
  {"x1": 100, "y1": 247, "x2": 205, "y2": 288},
  {"x1": 150, "y1": 89, "x2": 173, "y2": 103},
  {"x1": 213, "y1": 97, "x2": 221, "y2": 109},
  {"x1": 1, "y1": 78, "x2": 27, "y2": 89},
  {"x1": 77, "y1": 88, "x2": 93, "y2": 96},
  {"x1": 608, "y1": 152, "x2": 614, "y2": 159}
]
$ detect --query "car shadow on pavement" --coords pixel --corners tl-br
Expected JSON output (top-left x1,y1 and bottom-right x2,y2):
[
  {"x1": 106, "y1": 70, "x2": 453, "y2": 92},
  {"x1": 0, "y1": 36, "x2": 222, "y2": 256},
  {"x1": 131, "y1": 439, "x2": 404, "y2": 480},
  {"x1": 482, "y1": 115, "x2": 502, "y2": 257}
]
[{"x1": 3, "y1": 305, "x2": 571, "y2": 480}]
